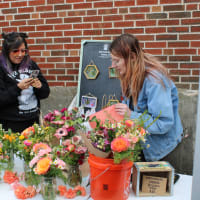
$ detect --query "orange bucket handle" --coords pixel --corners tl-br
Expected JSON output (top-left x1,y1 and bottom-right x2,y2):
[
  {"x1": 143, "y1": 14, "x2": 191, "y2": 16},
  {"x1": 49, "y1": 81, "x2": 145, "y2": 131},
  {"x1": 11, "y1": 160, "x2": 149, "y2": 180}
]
[{"x1": 90, "y1": 165, "x2": 111, "y2": 182}]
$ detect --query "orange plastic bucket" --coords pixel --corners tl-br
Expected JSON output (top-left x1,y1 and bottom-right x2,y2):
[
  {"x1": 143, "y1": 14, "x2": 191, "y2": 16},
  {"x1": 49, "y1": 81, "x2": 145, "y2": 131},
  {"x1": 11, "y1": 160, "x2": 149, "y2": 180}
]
[{"x1": 88, "y1": 153, "x2": 133, "y2": 200}]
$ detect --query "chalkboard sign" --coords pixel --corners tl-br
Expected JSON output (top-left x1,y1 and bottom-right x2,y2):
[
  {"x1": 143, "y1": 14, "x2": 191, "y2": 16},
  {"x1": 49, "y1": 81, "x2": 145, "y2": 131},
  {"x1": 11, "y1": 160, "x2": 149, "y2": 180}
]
[{"x1": 77, "y1": 40, "x2": 122, "y2": 111}]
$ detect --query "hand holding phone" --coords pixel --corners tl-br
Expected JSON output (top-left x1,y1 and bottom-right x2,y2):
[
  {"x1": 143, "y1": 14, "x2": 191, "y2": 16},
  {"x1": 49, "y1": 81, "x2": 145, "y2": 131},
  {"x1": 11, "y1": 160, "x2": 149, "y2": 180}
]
[{"x1": 30, "y1": 70, "x2": 40, "y2": 78}]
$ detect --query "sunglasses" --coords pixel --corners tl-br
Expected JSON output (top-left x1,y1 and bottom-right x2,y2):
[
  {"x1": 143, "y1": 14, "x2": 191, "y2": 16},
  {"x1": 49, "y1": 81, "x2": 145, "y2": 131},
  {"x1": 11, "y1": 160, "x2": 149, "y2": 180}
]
[{"x1": 11, "y1": 49, "x2": 28, "y2": 54}]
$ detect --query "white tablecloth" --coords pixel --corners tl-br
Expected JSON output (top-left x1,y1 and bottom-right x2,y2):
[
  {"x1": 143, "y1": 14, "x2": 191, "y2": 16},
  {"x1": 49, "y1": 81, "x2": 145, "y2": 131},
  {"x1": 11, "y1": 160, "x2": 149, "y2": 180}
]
[{"x1": 0, "y1": 157, "x2": 192, "y2": 200}]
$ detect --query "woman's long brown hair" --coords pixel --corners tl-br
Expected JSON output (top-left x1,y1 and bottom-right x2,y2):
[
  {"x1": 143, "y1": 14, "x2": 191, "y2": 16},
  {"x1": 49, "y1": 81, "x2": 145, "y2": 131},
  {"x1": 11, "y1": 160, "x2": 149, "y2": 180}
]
[{"x1": 109, "y1": 33, "x2": 171, "y2": 106}]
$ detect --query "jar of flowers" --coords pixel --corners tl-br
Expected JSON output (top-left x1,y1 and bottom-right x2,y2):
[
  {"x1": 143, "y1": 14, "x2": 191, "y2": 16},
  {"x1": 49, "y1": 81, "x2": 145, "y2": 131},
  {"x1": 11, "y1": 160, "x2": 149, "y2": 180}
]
[{"x1": 29, "y1": 142, "x2": 67, "y2": 200}]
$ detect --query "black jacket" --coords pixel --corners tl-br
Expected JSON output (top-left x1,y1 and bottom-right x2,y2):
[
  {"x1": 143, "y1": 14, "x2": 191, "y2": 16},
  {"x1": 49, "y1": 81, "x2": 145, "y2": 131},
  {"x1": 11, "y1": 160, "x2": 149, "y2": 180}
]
[{"x1": 0, "y1": 60, "x2": 50, "y2": 121}]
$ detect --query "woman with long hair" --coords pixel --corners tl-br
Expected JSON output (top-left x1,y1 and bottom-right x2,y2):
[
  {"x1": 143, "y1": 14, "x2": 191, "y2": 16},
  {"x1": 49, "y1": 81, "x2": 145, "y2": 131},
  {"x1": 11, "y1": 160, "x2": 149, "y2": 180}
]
[
  {"x1": 0, "y1": 32, "x2": 50, "y2": 133},
  {"x1": 110, "y1": 33, "x2": 183, "y2": 161}
]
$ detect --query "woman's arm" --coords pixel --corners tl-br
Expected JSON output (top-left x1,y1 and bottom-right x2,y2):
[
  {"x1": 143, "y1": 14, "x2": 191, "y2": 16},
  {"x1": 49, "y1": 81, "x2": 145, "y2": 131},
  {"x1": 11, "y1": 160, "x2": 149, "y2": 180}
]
[
  {"x1": 129, "y1": 80, "x2": 174, "y2": 135},
  {"x1": 31, "y1": 61, "x2": 50, "y2": 100}
]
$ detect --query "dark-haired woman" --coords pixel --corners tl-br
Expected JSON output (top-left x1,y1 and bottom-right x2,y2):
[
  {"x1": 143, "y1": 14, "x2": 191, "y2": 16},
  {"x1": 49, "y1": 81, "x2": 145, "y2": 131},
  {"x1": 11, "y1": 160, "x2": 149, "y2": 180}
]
[
  {"x1": 0, "y1": 32, "x2": 50, "y2": 133},
  {"x1": 109, "y1": 33, "x2": 183, "y2": 162}
]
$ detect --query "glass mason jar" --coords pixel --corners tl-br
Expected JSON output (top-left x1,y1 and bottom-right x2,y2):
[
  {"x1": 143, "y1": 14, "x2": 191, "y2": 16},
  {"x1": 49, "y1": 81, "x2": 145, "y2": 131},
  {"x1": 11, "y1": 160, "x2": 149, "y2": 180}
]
[
  {"x1": 41, "y1": 176, "x2": 57, "y2": 200},
  {"x1": 4, "y1": 150, "x2": 14, "y2": 170},
  {"x1": 23, "y1": 162, "x2": 40, "y2": 186},
  {"x1": 67, "y1": 164, "x2": 82, "y2": 187}
]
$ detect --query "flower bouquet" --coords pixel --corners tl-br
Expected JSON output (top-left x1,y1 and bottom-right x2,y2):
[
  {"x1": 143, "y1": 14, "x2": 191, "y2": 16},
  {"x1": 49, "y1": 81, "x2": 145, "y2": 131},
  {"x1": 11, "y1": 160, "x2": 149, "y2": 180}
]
[
  {"x1": 44, "y1": 107, "x2": 88, "y2": 143},
  {"x1": 87, "y1": 116, "x2": 148, "y2": 163},
  {"x1": 55, "y1": 135, "x2": 88, "y2": 187},
  {"x1": 16, "y1": 123, "x2": 52, "y2": 186},
  {"x1": 29, "y1": 142, "x2": 67, "y2": 200},
  {"x1": 43, "y1": 107, "x2": 89, "y2": 188},
  {"x1": 0, "y1": 124, "x2": 18, "y2": 170}
]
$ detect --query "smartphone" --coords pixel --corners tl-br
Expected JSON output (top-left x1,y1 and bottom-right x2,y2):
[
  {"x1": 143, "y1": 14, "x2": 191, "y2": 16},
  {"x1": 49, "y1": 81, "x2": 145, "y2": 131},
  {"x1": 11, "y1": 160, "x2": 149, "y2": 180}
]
[{"x1": 30, "y1": 70, "x2": 40, "y2": 78}]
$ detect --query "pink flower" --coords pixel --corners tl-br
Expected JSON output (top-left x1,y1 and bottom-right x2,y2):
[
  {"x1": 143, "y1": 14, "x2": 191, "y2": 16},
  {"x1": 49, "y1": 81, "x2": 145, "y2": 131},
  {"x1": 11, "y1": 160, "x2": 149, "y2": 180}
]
[
  {"x1": 61, "y1": 116, "x2": 68, "y2": 120},
  {"x1": 23, "y1": 140, "x2": 32, "y2": 146},
  {"x1": 38, "y1": 149, "x2": 51, "y2": 157},
  {"x1": 72, "y1": 136, "x2": 81, "y2": 145},
  {"x1": 66, "y1": 144, "x2": 75, "y2": 152},
  {"x1": 60, "y1": 108, "x2": 67, "y2": 112},
  {"x1": 54, "y1": 158, "x2": 66, "y2": 169},
  {"x1": 111, "y1": 136, "x2": 130, "y2": 152},
  {"x1": 54, "y1": 110, "x2": 61, "y2": 116},
  {"x1": 44, "y1": 113, "x2": 54, "y2": 122},
  {"x1": 66, "y1": 126, "x2": 75, "y2": 133},
  {"x1": 62, "y1": 139, "x2": 71, "y2": 146},
  {"x1": 51, "y1": 120, "x2": 65, "y2": 125},
  {"x1": 132, "y1": 136, "x2": 139, "y2": 143},
  {"x1": 62, "y1": 125, "x2": 69, "y2": 129},
  {"x1": 33, "y1": 143, "x2": 51, "y2": 154},
  {"x1": 54, "y1": 128, "x2": 68, "y2": 139},
  {"x1": 75, "y1": 146, "x2": 87, "y2": 154},
  {"x1": 29, "y1": 155, "x2": 40, "y2": 168}
]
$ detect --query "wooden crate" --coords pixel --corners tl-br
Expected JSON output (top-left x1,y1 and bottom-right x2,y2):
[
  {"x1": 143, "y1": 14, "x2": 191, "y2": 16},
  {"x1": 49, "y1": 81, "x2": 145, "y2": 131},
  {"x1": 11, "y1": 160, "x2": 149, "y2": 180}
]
[{"x1": 132, "y1": 161, "x2": 174, "y2": 196}]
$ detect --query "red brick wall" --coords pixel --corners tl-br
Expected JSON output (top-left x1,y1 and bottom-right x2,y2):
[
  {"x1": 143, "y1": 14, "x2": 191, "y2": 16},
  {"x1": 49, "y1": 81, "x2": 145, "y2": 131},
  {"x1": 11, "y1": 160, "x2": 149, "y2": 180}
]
[{"x1": 0, "y1": 0, "x2": 199, "y2": 89}]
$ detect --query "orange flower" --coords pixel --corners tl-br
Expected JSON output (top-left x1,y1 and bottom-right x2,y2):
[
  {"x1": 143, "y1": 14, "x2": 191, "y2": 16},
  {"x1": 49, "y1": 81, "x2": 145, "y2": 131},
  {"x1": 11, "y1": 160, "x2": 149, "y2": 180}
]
[
  {"x1": 35, "y1": 157, "x2": 52, "y2": 175},
  {"x1": 33, "y1": 143, "x2": 51, "y2": 154},
  {"x1": 4, "y1": 134, "x2": 9, "y2": 139},
  {"x1": 64, "y1": 188, "x2": 76, "y2": 199},
  {"x1": 111, "y1": 136, "x2": 130, "y2": 152},
  {"x1": 58, "y1": 185, "x2": 67, "y2": 196},
  {"x1": 138, "y1": 127, "x2": 146, "y2": 136},
  {"x1": 74, "y1": 185, "x2": 86, "y2": 196},
  {"x1": 125, "y1": 120, "x2": 134, "y2": 127},
  {"x1": 21, "y1": 126, "x2": 35, "y2": 138},
  {"x1": 3, "y1": 171, "x2": 19, "y2": 184},
  {"x1": 25, "y1": 186, "x2": 36, "y2": 198},
  {"x1": 14, "y1": 185, "x2": 36, "y2": 199},
  {"x1": 14, "y1": 185, "x2": 27, "y2": 199}
]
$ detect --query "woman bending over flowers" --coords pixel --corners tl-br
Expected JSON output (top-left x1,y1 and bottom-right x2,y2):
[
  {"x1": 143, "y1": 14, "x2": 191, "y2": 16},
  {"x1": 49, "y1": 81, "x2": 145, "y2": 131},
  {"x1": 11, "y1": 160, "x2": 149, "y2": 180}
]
[{"x1": 109, "y1": 34, "x2": 183, "y2": 162}]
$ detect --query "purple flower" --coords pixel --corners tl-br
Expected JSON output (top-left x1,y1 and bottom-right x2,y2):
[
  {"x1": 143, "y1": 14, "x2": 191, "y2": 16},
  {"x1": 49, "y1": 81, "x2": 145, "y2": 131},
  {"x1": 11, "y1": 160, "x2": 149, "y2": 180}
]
[
  {"x1": 104, "y1": 139, "x2": 110, "y2": 145},
  {"x1": 103, "y1": 129, "x2": 108, "y2": 137},
  {"x1": 44, "y1": 112, "x2": 54, "y2": 121}
]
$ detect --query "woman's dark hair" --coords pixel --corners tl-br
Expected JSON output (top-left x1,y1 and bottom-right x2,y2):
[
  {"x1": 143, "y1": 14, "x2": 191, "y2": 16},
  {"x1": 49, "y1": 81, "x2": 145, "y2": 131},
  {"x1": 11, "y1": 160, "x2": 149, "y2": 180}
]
[{"x1": 0, "y1": 32, "x2": 31, "y2": 73}]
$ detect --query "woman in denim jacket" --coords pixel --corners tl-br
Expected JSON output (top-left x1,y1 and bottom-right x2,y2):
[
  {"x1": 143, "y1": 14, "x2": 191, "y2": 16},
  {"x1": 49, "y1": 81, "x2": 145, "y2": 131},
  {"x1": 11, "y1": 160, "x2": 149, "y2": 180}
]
[{"x1": 109, "y1": 34, "x2": 183, "y2": 161}]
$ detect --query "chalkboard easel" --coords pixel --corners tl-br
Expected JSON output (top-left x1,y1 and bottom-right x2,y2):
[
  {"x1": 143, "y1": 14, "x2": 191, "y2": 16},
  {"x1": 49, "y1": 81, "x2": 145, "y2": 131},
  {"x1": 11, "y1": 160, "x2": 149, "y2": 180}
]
[{"x1": 77, "y1": 40, "x2": 122, "y2": 112}]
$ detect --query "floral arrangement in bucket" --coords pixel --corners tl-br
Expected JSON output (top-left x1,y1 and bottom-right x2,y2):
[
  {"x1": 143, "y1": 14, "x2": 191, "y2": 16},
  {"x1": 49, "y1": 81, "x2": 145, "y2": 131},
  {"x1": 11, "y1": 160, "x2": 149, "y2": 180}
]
[{"x1": 86, "y1": 110, "x2": 159, "y2": 164}]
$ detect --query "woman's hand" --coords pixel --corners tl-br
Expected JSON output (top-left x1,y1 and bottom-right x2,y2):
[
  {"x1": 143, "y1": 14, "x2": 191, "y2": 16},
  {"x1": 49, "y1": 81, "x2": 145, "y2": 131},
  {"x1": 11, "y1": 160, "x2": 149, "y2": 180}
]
[
  {"x1": 17, "y1": 78, "x2": 34, "y2": 90},
  {"x1": 115, "y1": 103, "x2": 131, "y2": 117},
  {"x1": 31, "y1": 78, "x2": 42, "y2": 88}
]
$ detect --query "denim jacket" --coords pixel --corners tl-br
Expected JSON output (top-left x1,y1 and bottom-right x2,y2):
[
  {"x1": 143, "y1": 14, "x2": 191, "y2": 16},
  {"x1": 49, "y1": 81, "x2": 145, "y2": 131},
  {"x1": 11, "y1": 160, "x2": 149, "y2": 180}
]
[{"x1": 122, "y1": 73, "x2": 183, "y2": 161}]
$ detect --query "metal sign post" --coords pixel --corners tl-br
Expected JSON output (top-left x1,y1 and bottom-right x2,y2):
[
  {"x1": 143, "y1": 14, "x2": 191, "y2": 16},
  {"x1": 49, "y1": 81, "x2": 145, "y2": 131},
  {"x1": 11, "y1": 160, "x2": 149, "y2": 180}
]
[{"x1": 191, "y1": 77, "x2": 200, "y2": 200}]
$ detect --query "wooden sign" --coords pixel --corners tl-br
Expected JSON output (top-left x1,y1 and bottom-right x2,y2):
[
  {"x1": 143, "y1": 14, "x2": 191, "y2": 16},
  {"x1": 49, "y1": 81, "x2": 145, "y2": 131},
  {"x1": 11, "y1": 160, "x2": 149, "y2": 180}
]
[{"x1": 142, "y1": 175, "x2": 167, "y2": 195}]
